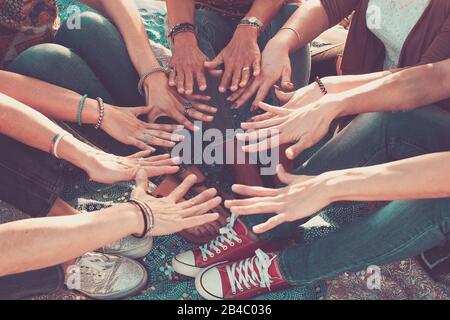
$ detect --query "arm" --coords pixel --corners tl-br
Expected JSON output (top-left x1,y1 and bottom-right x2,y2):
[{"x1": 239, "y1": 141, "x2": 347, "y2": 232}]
[{"x1": 228, "y1": 152, "x2": 450, "y2": 233}]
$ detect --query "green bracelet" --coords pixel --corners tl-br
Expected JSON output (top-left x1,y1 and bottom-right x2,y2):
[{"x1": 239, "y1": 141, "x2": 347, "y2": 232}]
[{"x1": 77, "y1": 94, "x2": 88, "y2": 126}]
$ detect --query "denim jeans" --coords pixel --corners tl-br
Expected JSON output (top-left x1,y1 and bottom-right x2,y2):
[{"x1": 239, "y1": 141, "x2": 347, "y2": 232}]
[{"x1": 243, "y1": 106, "x2": 450, "y2": 284}]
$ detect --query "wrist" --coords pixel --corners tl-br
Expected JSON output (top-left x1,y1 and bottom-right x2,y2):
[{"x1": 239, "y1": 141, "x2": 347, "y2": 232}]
[
  {"x1": 123, "y1": 203, "x2": 146, "y2": 235},
  {"x1": 172, "y1": 31, "x2": 197, "y2": 46},
  {"x1": 319, "y1": 168, "x2": 366, "y2": 203},
  {"x1": 143, "y1": 70, "x2": 168, "y2": 89},
  {"x1": 57, "y1": 134, "x2": 93, "y2": 169},
  {"x1": 234, "y1": 25, "x2": 259, "y2": 40},
  {"x1": 266, "y1": 37, "x2": 290, "y2": 55}
]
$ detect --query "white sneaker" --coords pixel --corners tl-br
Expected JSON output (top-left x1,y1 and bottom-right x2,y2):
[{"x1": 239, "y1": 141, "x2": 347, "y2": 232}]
[
  {"x1": 66, "y1": 252, "x2": 148, "y2": 300},
  {"x1": 98, "y1": 235, "x2": 153, "y2": 259}
]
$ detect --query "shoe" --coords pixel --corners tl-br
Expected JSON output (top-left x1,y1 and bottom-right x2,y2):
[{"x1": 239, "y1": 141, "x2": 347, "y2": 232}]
[
  {"x1": 195, "y1": 249, "x2": 290, "y2": 300},
  {"x1": 98, "y1": 235, "x2": 153, "y2": 259},
  {"x1": 172, "y1": 215, "x2": 280, "y2": 277},
  {"x1": 65, "y1": 252, "x2": 148, "y2": 300}
]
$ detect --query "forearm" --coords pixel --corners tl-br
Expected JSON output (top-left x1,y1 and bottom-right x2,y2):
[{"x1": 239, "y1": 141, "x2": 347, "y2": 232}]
[
  {"x1": 166, "y1": 0, "x2": 196, "y2": 28},
  {"x1": 334, "y1": 61, "x2": 450, "y2": 116},
  {"x1": 323, "y1": 152, "x2": 450, "y2": 203},
  {"x1": 0, "y1": 203, "x2": 142, "y2": 276},
  {"x1": 270, "y1": 0, "x2": 329, "y2": 53},
  {"x1": 0, "y1": 71, "x2": 99, "y2": 124},
  {"x1": 246, "y1": 0, "x2": 285, "y2": 27},
  {"x1": 0, "y1": 93, "x2": 98, "y2": 172}
]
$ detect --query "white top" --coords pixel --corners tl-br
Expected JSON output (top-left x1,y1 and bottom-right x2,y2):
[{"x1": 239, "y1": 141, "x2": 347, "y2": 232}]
[{"x1": 366, "y1": 0, "x2": 431, "y2": 70}]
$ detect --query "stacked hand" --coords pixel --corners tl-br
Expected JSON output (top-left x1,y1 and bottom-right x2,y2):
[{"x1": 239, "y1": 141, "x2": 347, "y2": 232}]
[
  {"x1": 225, "y1": 165, "x2": 332, "y2": 234},
  {"x1": 131, "y1": 170, "x2": 222, "y2": 236}
]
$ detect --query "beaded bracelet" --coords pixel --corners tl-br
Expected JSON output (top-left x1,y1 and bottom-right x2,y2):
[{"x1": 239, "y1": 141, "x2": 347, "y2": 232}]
[
  {"x1": 138, "y1": 66, "x2": 170, "y2": 97},
  {"x1": 315, "y1": 76, "x2": 328, "y2": 95},
  {"x1": 94, "y1": 97, "x2": 105, "y2": 130},
  {"x1": 77, "y1": 94, "x2": 88, "y2": 126}
]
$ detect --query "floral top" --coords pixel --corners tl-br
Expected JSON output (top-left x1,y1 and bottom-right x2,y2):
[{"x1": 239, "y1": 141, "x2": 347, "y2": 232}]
[
  {"x1": 0, "y1": 0, "x2": 59, "y2": 68},
  {"x1": 195, "y1": 0, "x2": 254, "y2": 19}
]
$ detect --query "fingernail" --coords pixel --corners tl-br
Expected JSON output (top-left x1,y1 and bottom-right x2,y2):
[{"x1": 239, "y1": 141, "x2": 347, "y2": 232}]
[
  {"x1": 273, "y1": 84, "x2": 281, "y2": 90},
  {"x1": 219, "y1": 87, "x2": 226, "y2": 93},
  {"x1": 231, "y1": 103, "x2": 238, "y2": 109},
  {"x1": 227, "y1": 96, "x2": 232, "y2": 101},
  {"x1": 200, "y1": 85, "x2": 207, "y2": 91}
]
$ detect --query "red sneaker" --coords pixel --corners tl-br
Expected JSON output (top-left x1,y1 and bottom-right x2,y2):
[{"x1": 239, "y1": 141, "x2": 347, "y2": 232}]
[
  {"x1": 195, "y1": 249, "x2": 290, "y2": 300},
  {"x1": 172, "y1": 216, "x2": 280, "y2": 277}
]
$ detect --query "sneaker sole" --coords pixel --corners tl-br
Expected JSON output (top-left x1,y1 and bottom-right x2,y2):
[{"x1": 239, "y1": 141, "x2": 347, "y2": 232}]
[
  {"x1": 172, "y1": 256, "x2": 203, "y2": 278},
  {"x1": 195, "y1": 267, "x2": 223, "y2": 300}
]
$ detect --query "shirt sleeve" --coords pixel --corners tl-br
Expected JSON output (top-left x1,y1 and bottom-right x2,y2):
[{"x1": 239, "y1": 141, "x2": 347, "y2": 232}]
[
  {"x1": 419, "y1": 15, "x2": 450, "y2": 64},
  {"x1": 320, "y1": 0, "x2": 360, "y2": 27}
]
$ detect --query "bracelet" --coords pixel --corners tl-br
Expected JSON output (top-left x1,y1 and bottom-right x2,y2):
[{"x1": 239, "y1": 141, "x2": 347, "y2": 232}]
[
  {"x1": 138, "y1": 66, "x2": 169, "y2": 96},
  {"x1": 50, "y1": 132, "x2": 72, "y2": 159},
  {"x1": 315, "y1": 76, "x2": 328, "y2": 95},
  {"x1": 168, "y1": 22, "x2": 196, "y2": 42},
  {"x1": 94, "y1": 97, "x2": 105, "y2": 130},
  {"x1": 77, "y1": 94, "x2": 88, "y2": 126},
  {"x1": 280, "y1": 27, "x2": 301, "y2": 47},
  {"x1": 129, "y1": 198, "x2": 154, "y2": 238}
]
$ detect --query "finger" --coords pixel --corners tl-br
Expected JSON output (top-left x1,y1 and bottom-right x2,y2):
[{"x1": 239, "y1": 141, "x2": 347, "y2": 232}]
[
  {"x1": 172, "y1": 110, "x2": 198, "y2": 131},
  {"x1": 280, "y1": 66, "x2": 294, "y2": 91},
  {"x1": 183, "y1": 196, "x2": 222, "y2": 217},
  {"x1": 233, "y1": 80, "x2": 260, "y2": 109},
  {"x1": 276, "y1": 164, "x2": 299, "y2": 185},
  {"x1": 252, "y1": 56, "x2": 261, "y2": 77},
  {"x1": 193, "y1": 103, "x2": 218, "y2": 114},
  {"x1": 208, "y1": 69, "x2": 224, "y2": 77},
  {"x1": 227, "y1": 86, "x2": 246, "y2": 102},
  {"x1": 128, "y1": 137, "x2": 156, "y2": 152},
  {"x1": 127, "y1": 150, "x2": 153, "y2": 159},
  {"x1": 144, "y1": 135, "x2": 177, "y2": 148},
  {"x1": 143, "y1": 165, "x2": 179, "y2": 177},
  {"x1": 183, "y1": 93, "x2": 211, "y2": 102},
  {"x1": 130, "y1": 106, "x2": 153, "y2": 117},
  {"x1": 131, "y1": 168, "x2": 149, "y2": 198},
  {"x1": 148, "y1": 130, "x2": 184, "y2": 142},
  {"x1": 180, "y1": 188, "x2": 217, "y2": 209},
  {"x1": 168, "y1": 69, "x2": 177, "y2": 87},
  {"x1": 169, "y1": 174, "x2": 198, "y2": 202},
  {"x1": 230, "y1": 66, "x2": 242, "y2": 92},
  {"x1": 242, "y1": 134, "x2": 282, "y2": 153},
  {"x1": 144, "y1": 157, "x2": 181, "y2": 167},
  {"x1": 286, "y1": 138, "x2": 311, "y2": 160},
  {"x1": 230, "y1": 202, "x2": 280, "y2": 215},
  {"x1": 185, "y1": 71, "x2": 194, "y2": 95},
  {"x1": 219, "y1": 67, "x2": 233, "y2": 93},
  {"x1": 248, "y1": 112, "x2": 275, "y2": 123},
  {"x1": 258, "y1": 102, "x2": 290, "y2": 116},
  {"x1": 196, "y1": 71, "x2": 208, "y2": 92},
  {"x1": 239, "y1": 67, "x2": 252, "y2": 88},
  {"x1": 240, "y1": 116, "x2": 285, "y2": 130},
  {"x1": 146, "y1": 123, "x2": 184, "y2": 132},
  {"x1": 177, "y1": 70, "x2": 185, "y2": 94},
  {"x1": 180, "y1": 213, "x2": 220, "y2": 231},
  {"x1": 253, "y1": 214, "x2": 287, "y2": 234},
  {"x1": 145, "y1": 153, "x2": 170, "y2": 161},
  {"x1": 186, "y1": 108, "x2": 214, "y2": 122},
  {"x1": 274, "y1": 87, "x2": 295, "y2": 103},
  {"x1": 236, "y1": 126, "x2": 280, "y2": 143},
  {"x1": 230, "y1": 184, "x2": 280, "y2": 197},
  {"x1": 251, "y1": 82, "x2": 272, "y2": 111},
  {"x1": 204, "y1": 55, "x2": 223, "y2": 70}
]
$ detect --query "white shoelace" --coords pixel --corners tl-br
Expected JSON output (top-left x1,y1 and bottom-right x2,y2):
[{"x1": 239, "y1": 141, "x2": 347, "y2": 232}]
[
  {"x1": 199, "y1": 215, "x2": 242, "y2": 261},
  {"x1": 79, "y1": 253, "x2": 115, "y2": 278},
  {"x1": 226, "y1": 249, "x2": 276, "y2": 295}
]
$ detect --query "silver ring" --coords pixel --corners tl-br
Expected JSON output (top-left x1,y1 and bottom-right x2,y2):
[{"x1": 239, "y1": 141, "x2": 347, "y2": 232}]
[
  {"x1": 142, "y1": 133, "x2": 152, "y2": 144},
  {"x1": 242, "y1": 67, "x2": 251, "y2": 72},
  {"x1": 184, "y1": 102, "x2": 193, "y2": 116}
]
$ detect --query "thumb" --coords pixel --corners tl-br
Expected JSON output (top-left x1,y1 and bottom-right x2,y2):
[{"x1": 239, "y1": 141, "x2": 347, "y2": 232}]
[
  {"x1": 280, "y1": 66, "x2": 294, "y2": 91},
  {"x1": 276, "y1": 164, "x2": 298, "y2": 185},
  {"x1": 275, "y1": 87, "x2": 294, "y2": 103},
  {"x1": 204, "y1": 54, "x2": 223, "y2": 70},
  {"x1": 131, "y1": 106, "x2": 153, "y2": 117},
  {"x1": 286, "y1": 139, "x2": 309, "y2": 160},
  {"x1": 132, "y1": 168, "x2": 149, "y2": 198}
]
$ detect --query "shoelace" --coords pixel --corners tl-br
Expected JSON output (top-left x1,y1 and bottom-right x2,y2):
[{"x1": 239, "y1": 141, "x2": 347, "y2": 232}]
[
  {"x1": 226, "y1": 249, "x2": 276, "y2": 295},
  {"x1": 79, "y1": 254, "x2": 115, "y2": 278},
  {"x1": 199, "y1": 215, "x2": 241, "y2": 261}
]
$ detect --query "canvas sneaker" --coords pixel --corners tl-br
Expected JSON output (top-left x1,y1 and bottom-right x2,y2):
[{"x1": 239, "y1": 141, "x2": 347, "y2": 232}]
[
  {"x1": 172, "y1": 216, "x2": 280, "y2": 277},
  {"x1": 195, "y1": 249, "x2": 290, "y2": 300},
  {"x1": 65, "y1": 252, "x2": 148, "y2": 300},
  {"x1": 98, "y1": 235, "x2": 153, "y2": 259}
]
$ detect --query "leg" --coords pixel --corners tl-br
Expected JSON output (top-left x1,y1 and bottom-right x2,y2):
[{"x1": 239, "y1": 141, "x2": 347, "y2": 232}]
[
  {"x1": 8, "y1": 43, "x2": 137, "y2": 156},
  {"x1": 243, "y1": 106, "x2": 450, "y2": 240},
  {"x1": 279, "y1": 198, "x2": 450, "y2": 285},
  {"x1": 54, "y1": 12, "x2": 145, "y2": 107}
]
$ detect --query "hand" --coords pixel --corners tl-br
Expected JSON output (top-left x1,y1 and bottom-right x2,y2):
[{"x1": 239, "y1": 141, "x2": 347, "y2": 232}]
[
  {"x1": 238, "y1": 98, "x2": 340, "y2": 160},
  {"x1": 205, "y1": 26, "x2": 261, "y2": 93},
  {"x1": 82, "y1": 150, "x2": 180, "y2": 184},
  {"x1": 168, "y1": 33, "x2": 214, "y2": 95},
  {"x1": 145, "y1": 73, "x2": 217, "y2": 132},
  {"x1": 227, "y1": 38, "x2": 294, "y2": 110},
  {"x1": 131, "y1": 170, "x2": 221, "y2": 236},
  {"x1": 225, "y1": 165, "x2": 332, "y2": 234},
  {"x1": 101, "y1": 103, "x2": 185, "y2": 151}
]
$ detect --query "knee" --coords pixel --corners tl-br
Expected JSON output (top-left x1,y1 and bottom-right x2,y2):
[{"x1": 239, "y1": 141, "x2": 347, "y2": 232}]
[{"x1": 56, "y1": 12, "x2": 114, "y2": 44}]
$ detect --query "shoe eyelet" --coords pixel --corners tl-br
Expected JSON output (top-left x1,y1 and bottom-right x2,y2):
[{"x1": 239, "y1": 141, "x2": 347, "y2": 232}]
[
  {"x1": 223, "y1": 246, "x2": 228, "y2": 250},
  {"x1": 203, "y1": 257, "x2": 207, "y2": 261},
  {"x1": 209, "y1": 253, "x2": 214, "y2": 258},
  {"x1": 215, "y1": 249, "x2": 221, "y2": 254},
  {"x1": 236, "y1": 239, "x2": 242, "y2": 244},
  {"x1": 230, "y1": 242, "x2": 235, "y2": 247}
]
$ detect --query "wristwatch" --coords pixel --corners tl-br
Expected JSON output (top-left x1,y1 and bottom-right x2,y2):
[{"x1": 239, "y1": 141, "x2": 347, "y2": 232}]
[{"x1": 239, "y1": 16, "x2": 263, "y2": 32}]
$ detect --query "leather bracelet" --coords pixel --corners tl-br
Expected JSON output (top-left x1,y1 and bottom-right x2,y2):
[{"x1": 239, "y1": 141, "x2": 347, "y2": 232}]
[
  {"x1": 94, "y1": 97, "x2": 105, "y2": 130},
  {"x1": 129, "y1": 198, "x2": 154, "y2": 238},
  {"x1": 315, "y1": 76, "x2": 328, "y2": 95},
  {"x1": 168, "y1": 22, "x2": 196, "y2": 42},
  {"x1": 138, "y1": 66, "x2": 169, "y2": 96}
]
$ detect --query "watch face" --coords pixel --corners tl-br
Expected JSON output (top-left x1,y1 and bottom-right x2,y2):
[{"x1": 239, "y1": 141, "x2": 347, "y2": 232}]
[{"x1": 248, "y1": 17, "x2": 257, "y2": 23}]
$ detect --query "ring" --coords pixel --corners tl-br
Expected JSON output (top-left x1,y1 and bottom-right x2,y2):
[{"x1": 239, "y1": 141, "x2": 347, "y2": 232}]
[
  {"x1": 242, "y1": 67, "x2": 251, "y2": 72},
  {"x1": 183, "y1": 102, "x2": 193, "y2": 116},
  {"x1": 142, "y1": 133, "x2": 152, "y2": 144}
]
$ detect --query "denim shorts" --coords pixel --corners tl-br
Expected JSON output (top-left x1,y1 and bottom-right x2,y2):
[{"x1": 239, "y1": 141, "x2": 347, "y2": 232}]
[{"x1": 0, "y1": 134, "x2": 65, "y2": 217}]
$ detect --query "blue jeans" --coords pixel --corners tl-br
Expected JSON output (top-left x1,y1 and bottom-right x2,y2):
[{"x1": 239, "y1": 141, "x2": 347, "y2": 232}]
[
  {"x1": 244, "y1": 106, "x2": 450, "y2": 284},
  {"x1": 195, "y1": 4, "x2": 311, "y2": 126}
]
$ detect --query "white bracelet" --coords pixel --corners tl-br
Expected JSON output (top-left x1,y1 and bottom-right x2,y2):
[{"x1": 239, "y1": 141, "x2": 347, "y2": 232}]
[
  {"x1": 52, "y1": 133, "x2": 72, "y2": 159},
  {"x1": 138, "y1": 66, "x2": 170, "y2": 96},
  {"x1": 279, "y1": 27, "x2": 302, "y2": 46}
]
